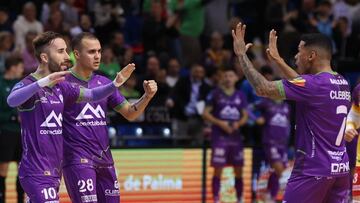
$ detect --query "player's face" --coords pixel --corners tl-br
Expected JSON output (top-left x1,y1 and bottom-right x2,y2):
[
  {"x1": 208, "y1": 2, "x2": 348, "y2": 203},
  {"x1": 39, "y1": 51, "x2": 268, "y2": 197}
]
[
  {"x1": 222, "y1": 71, "x2": 238, "y2": 88},
  {"x1": 76, "y1": 38, "x2": 101, "y2": 71},
  {"x1": 294, "y1": 41, "x2": 311, "y2": 74},
  {"x1": 46, "y1": 38, "x2": 70, "y2": 72}
]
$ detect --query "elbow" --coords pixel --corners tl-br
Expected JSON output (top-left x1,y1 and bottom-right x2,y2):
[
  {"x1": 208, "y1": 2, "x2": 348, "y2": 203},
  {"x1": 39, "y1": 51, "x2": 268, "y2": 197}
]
[{"x1": 124, "y1": 114, "x2": 137, "y2": 121}]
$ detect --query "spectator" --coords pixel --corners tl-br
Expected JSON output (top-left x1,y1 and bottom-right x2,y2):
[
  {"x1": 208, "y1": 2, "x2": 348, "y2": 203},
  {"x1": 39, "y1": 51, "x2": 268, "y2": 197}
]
[
  {"x1": 333, "y1": 16, "x2": 349, "y2": 57},
  {"x1": 204, "y1": 31, "x2": 232, "y2": 70},
  {"x1": 21, "y1": 31, "x2": 38, "y2": 75},
  {"x1": 166, "y1": 57, "x2": 181, "y2": 88},
  {"x1": 110, "y1": 31, "x2": 133, "y2": 67},
  {"x1": 142, "y1": 0, "x2": 169, "y2": 56},
  {"x1": 60, "y1": 0, "x2": 79, "y2": 27},
  {"x1": 12, "y1": 2, "x2": 43, "y2": 52},
  {"x1": 0, "y1": 8, "x2": 12, "y2": 33},
  {"x1": 70, "y1": 14, "x2": 95, "y2": 37},
  {"x1": 44, "y1": 9, "x2": 69, "y2": 33},
  {"x1": 0, "y1": 32, "x2": 13, "y2": 73},
  {"x1": 310, "y1": 0, "x2": 335, "y2": 38},
  {"x1": 40, "y1": 0, "x2": 61, "y2": 25},
  {"x1": 169, "y1": 0, "x2": 208, "y2": 67},
  {"x1": 0, "y1": 55, "x2": 24, "y2": 203},
  {"x1": 204, "y1": 0, "x2": 229, "y2": 36},
  {"x1": 98, "y1": 46, "x2": 121, "y2": 80},
  {"x1": 169, "y1": 64, "x2": 211, "y2": 145},
  {"x1": 94, "y1": 0, "x2": 124, "y2": 43},
  {"x1": 137, "y1": 55, "x2": 161, "y2": 87}
]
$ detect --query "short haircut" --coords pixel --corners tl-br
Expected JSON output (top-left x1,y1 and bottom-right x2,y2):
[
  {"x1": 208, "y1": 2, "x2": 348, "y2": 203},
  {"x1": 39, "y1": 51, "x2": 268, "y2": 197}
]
[
  {"x1": 71, "y1": 32, "x2": 98, "y2": 51},
  {"x1": 300, "y1": 33, "x2": 333, "y2": 58},
  {"x1": 32, "y1": 31, "x2": 63, "y2": 61},
  {"x1": 5, "y1": 55, "x2": 23, "y2": 71},
  {"x1": 223, "y1": 67, "x2": 237, "y2": 74}
]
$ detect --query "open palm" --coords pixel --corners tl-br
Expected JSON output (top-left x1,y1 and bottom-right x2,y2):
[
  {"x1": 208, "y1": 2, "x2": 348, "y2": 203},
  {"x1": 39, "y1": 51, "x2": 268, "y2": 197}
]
[{"x1": 232, "y1": 23, "x2": 252, "y2": 56}]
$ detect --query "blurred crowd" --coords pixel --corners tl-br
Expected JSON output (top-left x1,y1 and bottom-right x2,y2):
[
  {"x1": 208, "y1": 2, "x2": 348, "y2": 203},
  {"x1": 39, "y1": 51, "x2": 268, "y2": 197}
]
[{"x1": 1, "y1": 0, "x2": 360, "y2": 147}]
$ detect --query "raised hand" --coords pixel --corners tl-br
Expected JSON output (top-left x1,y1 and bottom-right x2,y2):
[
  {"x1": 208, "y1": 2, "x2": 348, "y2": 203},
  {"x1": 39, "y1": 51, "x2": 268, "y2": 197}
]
[
  {"x1": 266, "y1": 29, "x2": 282, "y2": 62},
  {"x1": 113, "y1": 63, "x2": 136, "y2": 87},
  {"x1": 232, "y1": 23, "x2": 253, "y2": 56},
  {"x1": 143, "y1": 80, "x2": 157, "y2": 98},
  {"x1": 38, "y1": 71, "x2": 70, "y2": 87}
]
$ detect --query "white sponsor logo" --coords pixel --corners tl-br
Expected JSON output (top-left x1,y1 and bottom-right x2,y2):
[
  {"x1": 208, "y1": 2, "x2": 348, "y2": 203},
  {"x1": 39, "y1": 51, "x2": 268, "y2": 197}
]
[
  {"x1": 76, "y1": 103, "x2": 105, "y2": 120},
  {"x1": 104, "y1": 189, "x2": 120, "y2": 196},
  {"x1": 329, "y1": 78, "x2": 348, "y2": 85},
  {"x1": 220, "y1": 105, "x2": 240, "y2": 120},
  {"x1": 80, "y1": 195, "x2": 97, "y2": 202},
  {"x1": 330, "y1": 90, "x2": 351, "y2": 101},
  {"x1": 75, "y1": 103, "x2": 106, "y2": 126},
  {"x1": 331, "y1": 162, "x2": 349, "y2": 173},
  {"x1": 41, "y1": 111, "x2": 62, "y2": 127},
  {"x1": 269, "y1": 113, "x2": 288, "y2": 127},
  {"x1": 327, "y1": 150, "x2": 345, "y2": 156}
]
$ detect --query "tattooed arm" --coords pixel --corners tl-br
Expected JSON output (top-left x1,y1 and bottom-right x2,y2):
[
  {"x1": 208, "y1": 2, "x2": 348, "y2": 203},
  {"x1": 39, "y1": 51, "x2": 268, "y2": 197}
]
[
  {"x1": 232, "y1": 23, "x2": 284, "y2": 100},
  {"x1": 115, "y1": 80, "x2": 158, "y2": 121}
]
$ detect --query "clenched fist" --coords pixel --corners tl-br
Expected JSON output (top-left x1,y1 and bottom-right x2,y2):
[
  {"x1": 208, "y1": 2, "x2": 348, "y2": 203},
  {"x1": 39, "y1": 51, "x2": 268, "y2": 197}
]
[{"x1": 143, "y1": 80, "x2": 157, "y2": 98}]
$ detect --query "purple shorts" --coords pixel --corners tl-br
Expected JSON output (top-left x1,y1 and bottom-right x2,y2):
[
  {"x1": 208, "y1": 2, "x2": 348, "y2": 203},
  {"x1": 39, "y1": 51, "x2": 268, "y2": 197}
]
[
  {"x1": 20, "y1": 176, "x2": 60, "y2": 203},
  {"x1": 263, "y1": 143, "x2": 287, "y2": 165},
  {"x1": 346, "y1": 136, "x2": 358, "y2": 169},
  {"x1": 63, "y1": 164, "x2": 120, "y2": 203},
  {"x1": 283, "y1": 174, "x2": 349, "y2": 203},
  {"x1": 211, "y1": 138, "x2": 244, "y2": 167}
]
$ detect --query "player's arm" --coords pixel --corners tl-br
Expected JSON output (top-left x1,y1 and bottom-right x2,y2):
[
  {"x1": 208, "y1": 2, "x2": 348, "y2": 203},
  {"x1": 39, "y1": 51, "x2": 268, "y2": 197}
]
[
  {"x1": 232, "y1": 23, "x2": 284, "y2": 100},
  {"x1": 77, "y1": 64, "x2": 135, "y2": 103},
  {"x1": 266, "y1": 29, "x2": 299, "y2": 79},
  {"x1": 202, "y1": 106, "x2": 233, "y2": 134},
  {"x1": 345, "y1": 104, "x2": 360, "y2": 142},
  {"x1": 114, "y1": 80, "x2": 157, "y2": 121},
  {"x1": 7, "y1": 71, "x2": 69, "y2": 107}
]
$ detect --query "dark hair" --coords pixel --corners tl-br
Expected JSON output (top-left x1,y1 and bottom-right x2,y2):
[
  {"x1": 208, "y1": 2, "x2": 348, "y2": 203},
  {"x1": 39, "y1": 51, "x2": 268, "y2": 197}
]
[
  {"x1": 300, "y1": 33, "x2": 333, "y2": 58},
  {"x1": 33, "y1": 31, "x2": 63, "y2": 61},
  {"x1": 71, "y1": 32, "x2": 98, "y2": 51},
  {"x1": 5, "y1": 55, "x2": 23, "y2": 71},
  {"x1": 222, "y1": 67, "x2": 237, "y2": 74}
]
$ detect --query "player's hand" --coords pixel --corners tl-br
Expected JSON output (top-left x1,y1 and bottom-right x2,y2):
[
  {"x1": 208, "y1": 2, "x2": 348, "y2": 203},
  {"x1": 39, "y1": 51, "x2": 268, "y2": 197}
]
[
  {"x1": 218, "y1": 120, "x2": 233, "y2": 135},
  {"x1": 232, "y1": 23, "x2": 253, "y2": 56},
  {"x1": 113, "y1": 63, "x2": 136, "y2": 87},
  {"x1": 344, "y1": 128, "x2": 358, "y2": 142},
  {"x1": 143, "y1": 80, "x2": 157, "y2": 98},
  {"x1": 38, "y1": 71, "x2": 70, "y2": 87},
  {"x1": 266, "y1": 29, "x2": 282, "y2": 62},
  {"x1": 232, "y1": 120, "x2": 246, "y2": 130}
]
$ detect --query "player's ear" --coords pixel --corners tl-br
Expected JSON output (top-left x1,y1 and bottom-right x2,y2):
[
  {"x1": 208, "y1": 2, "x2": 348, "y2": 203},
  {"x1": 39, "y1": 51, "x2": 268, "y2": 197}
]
[
  {"x1": 73, "y1": 49, "x2": 80, "y2": 59},
  {"x1": 40, "y1": 53, "x2": 48, "y2": 63},
  {"x1": 308, "y1": 50, "x2": 316, "y2": 62}
]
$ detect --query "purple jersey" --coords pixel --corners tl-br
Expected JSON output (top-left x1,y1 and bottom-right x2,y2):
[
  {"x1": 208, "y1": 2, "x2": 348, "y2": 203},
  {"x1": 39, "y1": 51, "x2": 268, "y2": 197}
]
[
  {"x1": 206, "y1": 88, "x2": 248, "y2": 140},
  {"x1": 14, "y1": 74, "x2": 79, "y2": 178},
  {"x1": 255, "y1": 98, "x2": 290, "y2": 146},
  {"x1": 62, "y1": 73, "x2": 126, "y2": 167},
  {"x1": 278, "y1": 72, "x2": 351, "y2": 177}
]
